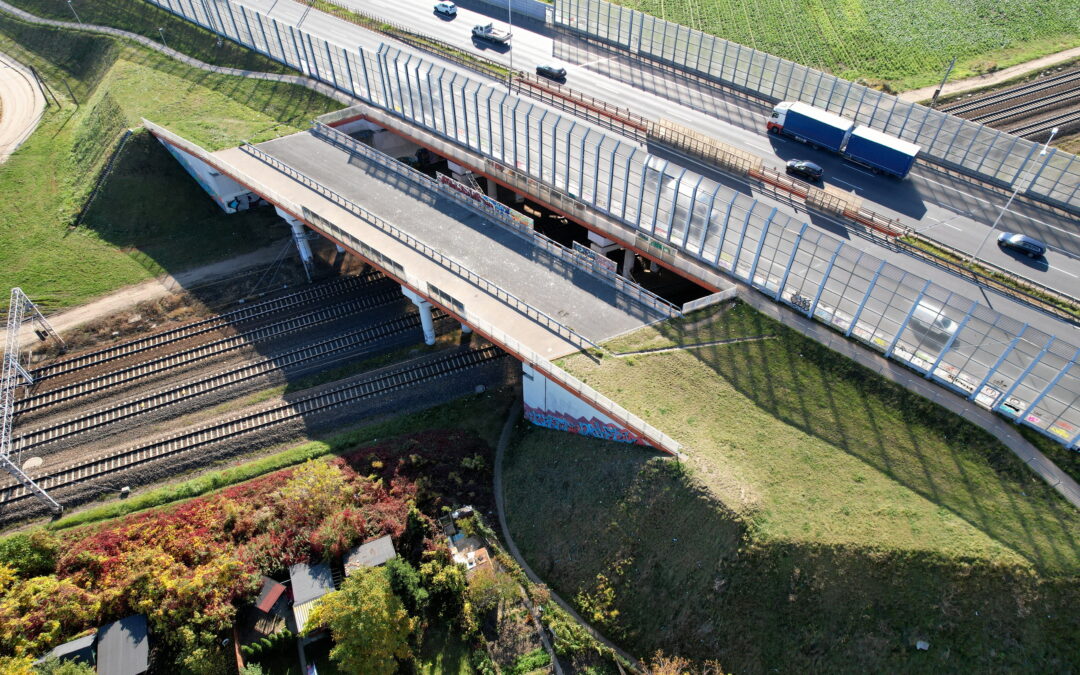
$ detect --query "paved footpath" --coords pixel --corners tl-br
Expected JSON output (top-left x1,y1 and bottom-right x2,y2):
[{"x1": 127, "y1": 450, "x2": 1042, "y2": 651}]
[
  {"x1": 738, "y1": 286, "x2": 1080, "y2": 510},
  {"x1": 0, "y1": 0, "x2": 356, "y2": 104},
  {"x1": 900, "y1": 47, "x2": 1080, "y2": 102},
  {"x1": 0, "y1": 49, "x2": 44, "y2": 162}
]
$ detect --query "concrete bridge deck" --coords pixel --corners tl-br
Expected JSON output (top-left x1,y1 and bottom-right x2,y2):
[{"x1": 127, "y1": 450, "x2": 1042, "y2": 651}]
[{"x1": 205, "y1": 130, "x2": 669, "y2": 359}]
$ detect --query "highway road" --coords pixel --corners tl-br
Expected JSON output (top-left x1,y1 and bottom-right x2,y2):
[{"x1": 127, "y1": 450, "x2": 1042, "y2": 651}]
[
  {"x1": 317, "y1": 0, "x2": 1080, "y2": 291},
  {"x1": 159, "y1": 0, "x2": 1080, "y2": 435}
]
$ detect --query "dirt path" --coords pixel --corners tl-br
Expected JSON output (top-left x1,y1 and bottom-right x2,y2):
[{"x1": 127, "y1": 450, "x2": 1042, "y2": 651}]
[
  {"x1": 3, "y1": 239, "x2": 294, "y2": 349},
  {"x1": 0, "y1": 50, "x2": 44, "y2": 163},
  {"x1": 900, "y1": 47, "x2": 1080, "y2": 102}
]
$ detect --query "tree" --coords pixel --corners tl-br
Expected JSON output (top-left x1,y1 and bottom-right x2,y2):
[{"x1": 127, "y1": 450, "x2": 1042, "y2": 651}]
[
  {"x1": 33, "y1": 656, "x2": 96, "y2": 674},
  {"x1": 385, "y1": 557, "x2": 428, "y2": 615},
  {"x1": 0, "y1": 530, "x2": 59, "y2": 578},
  {"x1": 304, "y1": 567, "x2": 414, "y2": 675},
  {"x1": 465, "y1": 566, "x2": 519, "y2": 615}
]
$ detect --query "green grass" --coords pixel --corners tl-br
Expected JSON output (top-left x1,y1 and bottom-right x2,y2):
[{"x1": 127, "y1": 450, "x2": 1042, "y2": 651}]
[
  {"x1": 556, "y1": 301, "x2": 1080, "y2": 574},
  {"x1": 0, "y1": 14, "x2": 338, "y2": 310},
  {"x1": 610, "y1": 0, "x2": 1080, "y2": 91},
  {"x1": 5, "y1": 0, "x2": 293, "y2": 74},
  {"x1": 503, "y1": 428, "x2": 1080, "y2": 671},
  {"x1": 415, "y1": 622, "x2": 475, "y2": 675}
]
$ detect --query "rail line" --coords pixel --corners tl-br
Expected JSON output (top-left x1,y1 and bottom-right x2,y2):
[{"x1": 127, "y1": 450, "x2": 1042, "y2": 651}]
[
  {"x1": 969, "y1": 88, "x2": 1080, "y2": 125},
  {"x1": 15, "y1": 288, "x2": 405, "y2": 415},
  {"x1": 12, "y1": 312, "x2": 435, "y2": 451},
  {"x1": 1010, "y1": 110, "x2": 1080, "y2": 138},
  {"x1": 0, "y1": 346, "x2": 507, "y2": 505},
  {"x1": 940, "y1": 70, "x2": 1080, "y2": 116},
  {"x1": 28, "y1": 271, "x2": 384, "y2": 382}
]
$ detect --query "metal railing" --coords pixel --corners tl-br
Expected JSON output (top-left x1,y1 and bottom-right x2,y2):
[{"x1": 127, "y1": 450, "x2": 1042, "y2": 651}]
[{"x1": 311, "y1": 123, "x2": 681, "y2": 318}]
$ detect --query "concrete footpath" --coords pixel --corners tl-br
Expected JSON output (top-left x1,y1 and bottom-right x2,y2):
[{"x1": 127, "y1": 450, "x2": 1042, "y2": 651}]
[
  {"x1": 0, "y1": 50, "x2": 45, "y2": 162},
  {"x1": 0, "y1": 0, "x2": 355, "y2": 105},
  {"x1": 2, "y1": 239, "x2": 293, "y2": 349},
  {"x1": 739, "y1": 286, "x2": 1080, "y2": 510}
]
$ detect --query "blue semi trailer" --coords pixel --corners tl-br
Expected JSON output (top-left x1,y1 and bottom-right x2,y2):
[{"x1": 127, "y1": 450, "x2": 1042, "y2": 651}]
[{"x1": 767, "y1": 102, "x2": 921, "y2": 179}]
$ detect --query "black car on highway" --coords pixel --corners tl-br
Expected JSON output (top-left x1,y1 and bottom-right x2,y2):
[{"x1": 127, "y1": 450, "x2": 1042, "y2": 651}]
[
  {"x1": 535, "y1": 65, "x2": 567, "y2": 81},
  {"x1": 785, "y1": 159, "x2": 823, "y2": 181},
  {"x1": 997, "y1": 232, "x2": 1047, "y2": 258}
]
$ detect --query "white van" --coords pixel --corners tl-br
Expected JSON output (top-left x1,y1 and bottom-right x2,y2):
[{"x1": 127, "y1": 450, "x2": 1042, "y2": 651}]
[{"x1": 909, "y1": 301, "x2": 958, "y2": 340}]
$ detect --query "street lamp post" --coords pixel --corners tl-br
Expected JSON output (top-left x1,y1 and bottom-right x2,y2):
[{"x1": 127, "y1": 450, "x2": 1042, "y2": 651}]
[
  {"x1": 968, "y1": 127, "x2": 1059, "y2": 264},
  {"x1": 158, "y1": 27, "x2": 169, "y2": 50},
  {"x1": 66, "y1": 0, "x2": 82, "y2": 24},
  {"x1": 506, "y1": 0, "x2": 514, "y2": 89}
]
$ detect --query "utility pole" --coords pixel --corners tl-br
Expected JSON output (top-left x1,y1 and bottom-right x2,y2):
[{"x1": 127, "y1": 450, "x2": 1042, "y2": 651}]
[
  {"x1": 65, "y1": 0, "x2": 82, "y2": 24},
  {"x1": 929, "y1": 56, "x2": 956, "y2": 109},
  {"x1": 158, "y1": 27, "x2": 169, "y2": 50}
]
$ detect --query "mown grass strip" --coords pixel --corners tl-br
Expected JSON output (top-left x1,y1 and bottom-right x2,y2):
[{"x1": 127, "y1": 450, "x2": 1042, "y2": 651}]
[{"x1": 0, "y1": 12, "x2": 337, "y2": 310}]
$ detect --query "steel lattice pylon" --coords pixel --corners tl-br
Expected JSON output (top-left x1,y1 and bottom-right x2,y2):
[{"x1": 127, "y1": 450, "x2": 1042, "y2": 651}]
[{"x1": 1, "y1": 288, "x2": 64, "y2": 514}]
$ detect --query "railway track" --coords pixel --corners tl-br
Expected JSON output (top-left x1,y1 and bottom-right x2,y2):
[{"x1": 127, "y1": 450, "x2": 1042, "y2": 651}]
[
  {"x1": 968, "y1": 88, "x2": 1080, "y2": 125},
  {"x1": 1009, "y1": 110, "x2": 1080, "y2": 138},
  {"x1": 0, "y1": 346, "x2": 507, "y2": 506},
  {"x1": 29, "y1": 271, "x2": 384, "y2": 383},
  {"x1": 15, "y1": 288, "x2": 405, "y2": 415},
  {"x1": 940, "y1": 70, "x2": 1080, "y2": 117},
  {"x1": 11, "y1": 312, "x2": 436, "y2": 451}
]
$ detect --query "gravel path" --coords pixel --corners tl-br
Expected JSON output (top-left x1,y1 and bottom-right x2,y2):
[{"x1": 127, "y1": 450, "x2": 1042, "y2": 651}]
[
  {"x1": 900, "y1": 47, "x2": 1080, "y2": 102},
  {"x1": 0, "y1": 0, "x2": 355, "y2": 104},
  {"x1": 0, "y1": 50, "x2": 44, "y2": 162}
]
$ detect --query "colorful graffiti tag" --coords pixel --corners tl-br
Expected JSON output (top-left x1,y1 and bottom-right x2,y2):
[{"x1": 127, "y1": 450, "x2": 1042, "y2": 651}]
[
  {"x1": 524, "y1": 404, "x2": 648, "y2": 445},
  {"x1": 438, "y1": 173, "x2": 533, "y2": 228}
]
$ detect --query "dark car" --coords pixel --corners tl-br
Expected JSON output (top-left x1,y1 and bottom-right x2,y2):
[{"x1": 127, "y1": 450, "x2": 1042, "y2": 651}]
[
  {"x1": 786, "y1": 159, "x2": 823, "y2": 181},
  {"x1": 535, "y1": 64, "x2": 567, "y2": 81},
  {"x1": 997, "y1": 232, "x2": 1046, "y2": 258}
]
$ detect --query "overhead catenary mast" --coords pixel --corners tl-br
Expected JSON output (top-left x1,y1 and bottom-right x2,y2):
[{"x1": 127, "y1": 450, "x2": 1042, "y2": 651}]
[{"x1": 0, "y1": 288, "x2": 65, "y2": 514}]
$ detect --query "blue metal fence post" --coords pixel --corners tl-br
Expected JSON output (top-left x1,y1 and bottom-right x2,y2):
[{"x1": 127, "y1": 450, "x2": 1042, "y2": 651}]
[
  {"x1": 885, "y1": 281, "x2": 932, "y2": 358},
  {"x1": 729, "y1": 202, "x2": 757, "y2": 279},
  {"x1": 678, "y1": 175, "x2": 703, "y2": 248},
  {"x1": 324, "y1": 40, "x2": 338, "y2": 89},
  {"x1": 695, "y1": 183, "x2": 722, "y2": 255},
  {"x1": 774, "y1": 222, "x2": 809, "y2": 301},
  {"x1": 846, "y1": 259, "x2": 886, "y2": 336},
  {"x1": 747, "y1": 208, "x2": 777, "y2": 286},
  {"x1": 1017, "y1": 347, "x2": 1080, "y2": 423},
  {"x1": 926, "y1": 299, "x2": 978, "y2": 379},
  {"x1": 997, "y1": 337, "x2": 1056, "y2": 418},
  {"x1": 659, "y1": 168, "x2": 687, "y2": 238},
  {"x1": 970, "y1": 326, "x2": 1028, "y2": 401},
  {"x1": 808, "y1": 239, "x2": 844, "y2": 316},
  {"x1": 711, "y1": 193, "x2": 738, "y2": 265}
]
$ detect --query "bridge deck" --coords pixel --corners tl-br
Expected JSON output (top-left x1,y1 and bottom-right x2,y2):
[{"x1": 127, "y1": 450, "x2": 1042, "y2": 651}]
[{"x1": 214, "y1": 131, "x2": 668, "y2": 359}]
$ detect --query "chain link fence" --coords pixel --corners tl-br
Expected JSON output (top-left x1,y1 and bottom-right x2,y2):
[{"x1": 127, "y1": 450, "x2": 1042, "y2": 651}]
[
  {"x1": 147, "y1": 0, "x2": 1080, "y2": 449},
  {"x1": 553, "y1": 0, "x2": 1080, "y2": 215}
]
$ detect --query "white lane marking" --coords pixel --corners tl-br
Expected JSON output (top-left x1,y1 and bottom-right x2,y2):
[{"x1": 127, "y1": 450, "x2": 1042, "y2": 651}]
[
  {"x1": 1048, "y1": 265, "x2": 1079, "y2": 278},
  {"x1": 577, "y1": 55, "x2": 618, "y2": 69},
  {"x1": 849, "y1": 167, "x2": 876, "y2": 177},
  {"x1": 832, "y1": 179, "x2": 860, "y2": 190},
  {"x1": 913, "y1": 174, "x2": 1072, "y2": 235}
]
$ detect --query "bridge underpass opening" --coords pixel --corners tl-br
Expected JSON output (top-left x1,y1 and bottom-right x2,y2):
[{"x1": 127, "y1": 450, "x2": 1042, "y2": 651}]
[{"x1": 333, "y1": 117, "x2": 715, "y2": 310}]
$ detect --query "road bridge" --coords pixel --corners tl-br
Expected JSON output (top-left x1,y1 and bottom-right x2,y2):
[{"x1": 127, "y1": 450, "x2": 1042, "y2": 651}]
[{"x1": 145, "y1": 119, "x2": 686, "y2": 454}]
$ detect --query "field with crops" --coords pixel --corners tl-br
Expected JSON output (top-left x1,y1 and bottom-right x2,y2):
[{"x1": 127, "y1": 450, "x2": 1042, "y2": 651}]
[{"x1": 610, "y1": 0, "x2": 1080, "y2": 91}]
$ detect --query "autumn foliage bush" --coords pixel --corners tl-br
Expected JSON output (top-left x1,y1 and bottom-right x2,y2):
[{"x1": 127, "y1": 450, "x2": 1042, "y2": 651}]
[{"x1": 0, "y1": 429, "x2": 494, "y2": 670}]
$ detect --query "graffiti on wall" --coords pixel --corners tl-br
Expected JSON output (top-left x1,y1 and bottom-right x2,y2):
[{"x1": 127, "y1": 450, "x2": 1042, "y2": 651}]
[
  {"x1": 438, "y1": 173, "x2": 533, "y2": 228},
  {"x1": 524, "y1": 404, "x2": 648, "y2": 445}
]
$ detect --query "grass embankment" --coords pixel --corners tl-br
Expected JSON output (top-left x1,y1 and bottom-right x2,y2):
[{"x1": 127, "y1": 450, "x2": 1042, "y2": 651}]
[
  {"x1": 5, "y1": 0, "x2": 292, "y2": 73},
  {"x1": 0, "y1": 14, "x2": 338, "y2": 310},
  {"x1": 500, "y1": 300, "x2": 1080, "y2": 670},
  {"x1": 609, "y1": 0, "x2": 1079, "y2": 91}
]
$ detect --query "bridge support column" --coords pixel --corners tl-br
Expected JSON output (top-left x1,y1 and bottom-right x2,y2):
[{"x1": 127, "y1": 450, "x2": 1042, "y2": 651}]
[
  {"x1": 276, "y1": 207, "x2": 314, "y2": 281},
  {"x1": 402, "y1": 287, "x2": 437, "y2": 346},
  {"x1": 461, "y1": 323, "x2": 472, "y2": 334},
  {"x1": 621, "y1": 248, "x2": 635, "y2": 279},
  {"x1": 485, "y1": 178, "x2": 498, "y2": 199}
]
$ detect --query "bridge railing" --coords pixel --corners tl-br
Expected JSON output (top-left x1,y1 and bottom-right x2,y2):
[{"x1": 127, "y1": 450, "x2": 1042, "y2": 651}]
[
  {"x1": 240, "y1": 142, "x2": 601, "y2": 352},
  {"x1": 310, "y1": 122, "x2": 682, "y2": 319}
]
